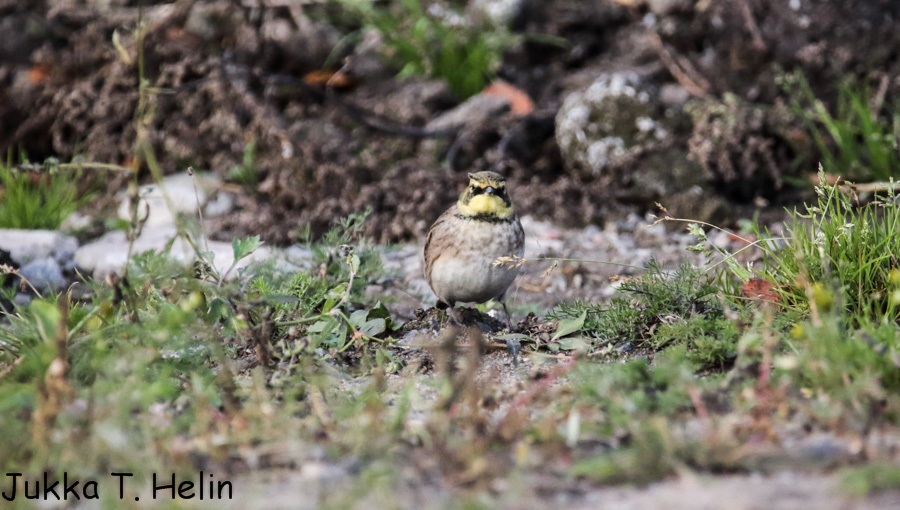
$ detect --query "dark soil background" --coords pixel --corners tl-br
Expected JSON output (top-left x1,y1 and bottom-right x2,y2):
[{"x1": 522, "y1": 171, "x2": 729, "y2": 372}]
[{"x1": 2, "y1": 0, "x2": 899, "y2": 244}]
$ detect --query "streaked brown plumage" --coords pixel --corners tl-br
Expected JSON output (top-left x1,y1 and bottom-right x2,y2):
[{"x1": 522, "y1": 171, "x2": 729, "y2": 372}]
[{"x1": 424, "y1": 171, "x2": 524, "y2": 328}]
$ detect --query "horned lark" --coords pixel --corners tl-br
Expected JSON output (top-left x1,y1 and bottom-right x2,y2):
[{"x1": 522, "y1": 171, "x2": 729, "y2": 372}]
[{"x1": 424, "y1": 171, "x2": 525, "y2": 329}]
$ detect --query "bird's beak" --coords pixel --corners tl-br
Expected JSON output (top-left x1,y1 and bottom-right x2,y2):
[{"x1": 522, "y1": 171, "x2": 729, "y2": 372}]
[{"x1": 484, "y1": 186, "x2": 496, "y2": 196}]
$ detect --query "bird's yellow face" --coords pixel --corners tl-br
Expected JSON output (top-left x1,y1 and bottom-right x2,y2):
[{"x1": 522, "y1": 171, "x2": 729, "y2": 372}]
[{"x1": 456, "y1": 171, "x2": 514, "y2": 220}]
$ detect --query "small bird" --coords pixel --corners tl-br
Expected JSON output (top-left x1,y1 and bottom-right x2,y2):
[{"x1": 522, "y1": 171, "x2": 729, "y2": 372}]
[{"x1": 424, "y1": 171, "x2": 525, "y2": 331}]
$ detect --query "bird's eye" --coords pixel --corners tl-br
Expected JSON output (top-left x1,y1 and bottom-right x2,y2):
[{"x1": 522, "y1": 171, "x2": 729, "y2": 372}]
[{"x1": 470, "y1": 186, "x2": 484, "y2": 195}]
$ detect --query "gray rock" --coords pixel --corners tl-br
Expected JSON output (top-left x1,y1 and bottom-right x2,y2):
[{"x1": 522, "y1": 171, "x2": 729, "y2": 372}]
[
  {"x1": 617, "y1": 342, "x2": 635, "y2": 354},
  {"x1": 660, "y1": 83, "x2": 691, "y2": 106},
  {"x1": 0, "y1": 229, "x2": 79, "y2": 265},
  {"x1": 426, "y1": 93, "x2": 511, "y2": 131},
  {"x1": 74, "y1": 226, "x2": 271, "y2": 279},
  {"x1": 555, "y1": 71, "x2": 728, "y2": 221},
  {"x1": 117, "y1": 172, "x2": 232, "y2": 228},
  {"x1": 283, "y1": 245, "x2": 315, "y2": 270},
  {"x1": 184, "y1": 1, "x2": 242, "y2": 41},
  {"x1": 19, "y1": 257, "x2": 66, "y2": 293}
]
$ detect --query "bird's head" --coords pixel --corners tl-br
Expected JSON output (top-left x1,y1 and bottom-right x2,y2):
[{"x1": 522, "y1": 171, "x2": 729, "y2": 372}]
[{"x1": 457, "y1": 171, "x2": 514, "y2": 220}]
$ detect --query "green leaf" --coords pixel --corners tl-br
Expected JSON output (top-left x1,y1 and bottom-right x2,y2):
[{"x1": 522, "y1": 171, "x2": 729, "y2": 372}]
[
  {"x1": 208, "y1": 297, "x2": 230, "y2": 322},
  {"x1": 368, "y1": 302, "x2": 394, "y2": 331},
  {"x1": 552, "y1": 310, "x2": 587, "y2": 341},
  {"x1": 232, "y1": 235, "x2": 263, "y2": 262},
  {"x1": 368, "y1": 302, "x2": 391, "y2": 320},
  {"x1": 321, "y1": 300, "x2": 337, "y2": 315},
  {"x1": 359, "y1": 318, "x2": 386, "y2": 338},
  {"x1": 497, "y1": 333, "x2": 533, "y2": 344},
  {"x1": 326, "y1": 283, "x2": 347, "y2": 301},
  {"x1": 558, "y1": 336, "x2": 589, "y2": 352},
  {"x1": 349, "y1": 309, "x2": 369, "y2": 328},
  {"x1": 308, "y1": 319, "x2": 332, "y2": 334},
  {"x1": 30, "y1": 299, "x2": 61, "y2": 343},
  {"x1": 262, "y1": 294, "x2": 301, "y2": 305}
]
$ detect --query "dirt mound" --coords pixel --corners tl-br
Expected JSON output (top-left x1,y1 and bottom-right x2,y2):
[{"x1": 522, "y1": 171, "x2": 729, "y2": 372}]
[{"x1": 1, "y1": 0, "x2": 897, "y2": 243}]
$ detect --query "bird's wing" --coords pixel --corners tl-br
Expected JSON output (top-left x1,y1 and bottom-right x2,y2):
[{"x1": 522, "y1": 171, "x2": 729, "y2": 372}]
[
  {"x1": 424, "y1": 205, "x2": 458, "y2": 286},
  {"x1": 514, "y1": 216, "x2": 525, "y2": 256}
]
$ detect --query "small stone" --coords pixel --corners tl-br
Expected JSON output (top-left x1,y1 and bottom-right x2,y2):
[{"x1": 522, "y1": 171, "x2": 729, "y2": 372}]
[
  {"x1": 203, "y1": 192, "x2": 234, "y2": 217},
  {"x1": 19, "y1": 257, "x2": 66, "y2": 293},
  {"x1": 52, "y1": 235, "x2": 79, "y2": 265},
  {"x1": 13, "y1": 293, "x2": 32, "y2": 307},
  {"x1": 283, "y1": 245, "x2": 315, "y2": 270},
  {"x1": 299, "y1": 462, "x2": 347, "y2": 482},
  {"x1": 617, "y1": 342, "x2": 635, "y2": 353},
  {"x1": 709, "y1": 230, "x2": 733, "y2": 250},
  {"x1": 660, "y1": 83, "x2": 690, "y2": 106},
  {"x1": 468, "y1": 0, "x2": 524, "y2": 26}
]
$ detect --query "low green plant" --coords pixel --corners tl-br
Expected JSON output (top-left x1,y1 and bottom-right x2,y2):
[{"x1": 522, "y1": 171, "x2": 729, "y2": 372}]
[
  {"x1": 226, "y1": 138, "x2": 259, "y2": 187},
  {"x1": 0, "y1": 157, "x2": 89, "y2": 229},
  {"x1": 841, "y1": 464, "x2": 900, "y2": 496},
  {"x1": 248, "y1": 208, "x2": 393, "y2": 355},
  {"x1": 781, "y1": 71, "x2": 900, "y2": 181},
  {"x1": 549, "y1": 260, "x2": 739, "y2": 368},
  {"x1": 341, "y1": 0, "x2": 513, "y2": 98},
  {"x1": 568, "y1": 347, "x2": 726, "y2": 484}
]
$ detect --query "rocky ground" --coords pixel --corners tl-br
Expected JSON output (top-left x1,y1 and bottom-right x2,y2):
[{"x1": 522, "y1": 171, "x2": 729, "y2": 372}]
[{"x1": 2, "y1": 169, "x2": 752, "y2": 315}]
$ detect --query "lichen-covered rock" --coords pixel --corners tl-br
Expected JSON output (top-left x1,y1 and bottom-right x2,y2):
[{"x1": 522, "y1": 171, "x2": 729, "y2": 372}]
[
  {"x1": 555, "y1": 71, "x2": 735, "y2": 223},
  {"x1": 555, "y1": 72, "x2": 669, "y2": 179}
]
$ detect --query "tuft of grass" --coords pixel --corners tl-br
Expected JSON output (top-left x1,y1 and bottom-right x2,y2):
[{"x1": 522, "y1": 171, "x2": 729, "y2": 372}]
[
  {"x1": 0, "y1": 157, "x2": 89, "y2": 230},
  {"x1": 752, "y1": 169, "x2": 900, "y2": 322},
  {"x1": 781, "y1": 71, "x2": 900, "y2": 182},
  {"x1": 226, "y1": 138, "x2": 259, "y2": 188},
  {"x1": 341, "y1": 0, "x2": 514, "y2": 98}
]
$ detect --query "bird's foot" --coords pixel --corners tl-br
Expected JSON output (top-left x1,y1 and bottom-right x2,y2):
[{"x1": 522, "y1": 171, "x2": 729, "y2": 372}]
[{"x1": 505, "y1": 338, "x2": 521, "y2": 367}]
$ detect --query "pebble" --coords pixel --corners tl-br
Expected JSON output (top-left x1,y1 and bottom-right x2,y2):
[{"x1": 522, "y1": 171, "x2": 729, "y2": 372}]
[
  {"x1": 19, "y1": 257, "x2": 67, "y2": 293},
  {"x1": 299, "y1": 462, "x2": 348, "y2": 482},
  {"x1": 617, "y1": 342, "x2": 635, "y2": 353}
]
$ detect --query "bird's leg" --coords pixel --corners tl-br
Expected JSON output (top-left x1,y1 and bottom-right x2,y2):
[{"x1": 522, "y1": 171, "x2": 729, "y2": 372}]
[
  {"x1": 447, "y1": 303, "x2": 464, "y2": 326},
  {"x1": 498, "y1": 297, "x2": 520, "y2": 366},
  {"x1": 501, "y1": 301, "x2": 513, "y2": 331}
]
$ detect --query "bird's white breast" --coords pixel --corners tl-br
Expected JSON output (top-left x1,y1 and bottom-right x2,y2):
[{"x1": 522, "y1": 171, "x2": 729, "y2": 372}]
[{"x1": 429, "y1": 217, "x2": 523, "y2": 305}]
